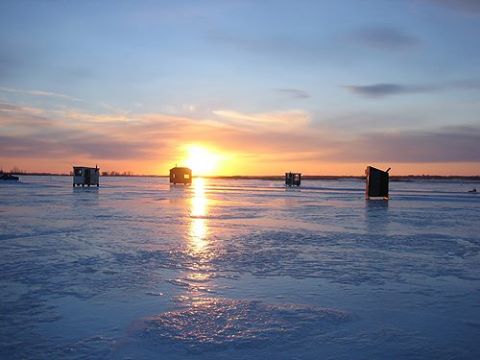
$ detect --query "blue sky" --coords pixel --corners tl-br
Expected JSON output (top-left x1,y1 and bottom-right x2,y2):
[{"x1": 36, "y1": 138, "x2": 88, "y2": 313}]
[{"x1": 1, "y1": 0, "x2": 479, "y2": 175}]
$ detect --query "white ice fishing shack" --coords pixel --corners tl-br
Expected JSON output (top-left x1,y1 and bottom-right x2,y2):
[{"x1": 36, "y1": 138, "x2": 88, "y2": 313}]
[{"x1": 73, "y1": 165, "x2": 100, "y2": 187}]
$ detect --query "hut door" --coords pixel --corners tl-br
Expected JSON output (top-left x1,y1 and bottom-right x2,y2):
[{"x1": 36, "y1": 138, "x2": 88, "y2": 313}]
[{"x1": 85, "y1": 169, "x2": 91, "y2": 184}]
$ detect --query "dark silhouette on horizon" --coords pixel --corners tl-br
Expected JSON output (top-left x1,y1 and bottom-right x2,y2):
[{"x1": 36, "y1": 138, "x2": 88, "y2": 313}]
[{"x1": 169, "y1": 166, "x2": 192, "y2": 185}]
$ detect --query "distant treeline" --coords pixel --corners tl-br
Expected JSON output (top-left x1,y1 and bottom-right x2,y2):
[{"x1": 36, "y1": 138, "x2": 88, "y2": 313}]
[
  {"x1": 1, "y1": 167, "x2": 30, "y2": 174},
  {"x1": 100, "y1": 171, "x2": 134, "y2": 176},
  {"x1": 389, "y1": 175, "x2": 480, "y2": 181},
  {"x1": 2, "y1": 168, "x2": 140, "y2": 177},
  {"x1": 4, "y1": 171, "x2": 480, "y2": 181},
  {"x1": 206, "y1": 175, "x2": 480, "y2": 181},
  {"x1": 8, "y1": 171, "x2": 166, "y2": 177}
]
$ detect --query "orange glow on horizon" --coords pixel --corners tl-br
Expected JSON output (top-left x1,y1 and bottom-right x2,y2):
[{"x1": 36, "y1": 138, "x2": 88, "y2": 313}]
[{"x1": 2, "y1": 154, "x2": 479, "y2": 177}]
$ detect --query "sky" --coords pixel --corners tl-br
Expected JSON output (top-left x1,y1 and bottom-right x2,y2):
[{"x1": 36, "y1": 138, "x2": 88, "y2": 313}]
[{"x1": 1, "y1": 0, "x2": 479, "y2": 176}]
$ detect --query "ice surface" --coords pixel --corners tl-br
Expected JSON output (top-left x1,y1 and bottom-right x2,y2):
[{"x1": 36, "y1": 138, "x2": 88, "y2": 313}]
[
  {"x1": 1, "y1": 176, "x2": 480, "y2": 359},
  {"x1": 133, "y1": 296, "x2": 350, "y2": 354}
]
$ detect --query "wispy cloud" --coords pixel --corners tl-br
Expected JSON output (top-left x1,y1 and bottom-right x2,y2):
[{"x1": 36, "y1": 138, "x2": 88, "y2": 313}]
[
  {"x1": 212, "y1": 109, "x2": 310, "y2": 130},
  {"x1": 448, "y1": 79, "x2": 480, "y2": 90},
  {"x1": 349, "y1": 26, "x2": 420, "y2": 50},
  {"x1": 426, "y1": 0, "x2": 480, "y2": 13},
  {"x1": 329, "y1": 126, "x2": 480, "y2": 162},
  {"x1": 275, "y1": 88, "x2": 311, "y2": 99},
  {"x1": 0, "y1": 134, "x2": 153, "y2": 160},
  {"x1": 2, "y1": 101, "x2": 479, "y2": 174},
  {"x1": 345, "y1": 83, "x2": 432, "y2": 98},
  {"x1": 0, "y1": 102, "x2": 50, "y2": 128},
  {"x1": 0, "y1": 87, "x2": 82, "y2": 102},
  {"x1": 346, "y1": 80, "x2": 480, "y2": 98}
]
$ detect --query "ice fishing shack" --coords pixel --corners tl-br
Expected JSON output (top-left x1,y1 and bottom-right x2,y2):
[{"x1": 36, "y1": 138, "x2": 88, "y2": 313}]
[
  {"x1": 73, "y1": 166, "x2": 100, "y2": 187},
  {"x1": 365, "y1": 166, "x2": 390, "y2": 200},
  {"x1": 285, "y1": 172, "x2": 302, "y2": 187},
  {"x1": 169, "y1": 166, "x2": 192, "y2": 185}
]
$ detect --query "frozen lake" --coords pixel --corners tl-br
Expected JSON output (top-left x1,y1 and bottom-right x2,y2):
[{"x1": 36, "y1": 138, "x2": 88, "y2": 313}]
[{"x1": 1, "y1": 176, "x2": 479, "y2": 359}]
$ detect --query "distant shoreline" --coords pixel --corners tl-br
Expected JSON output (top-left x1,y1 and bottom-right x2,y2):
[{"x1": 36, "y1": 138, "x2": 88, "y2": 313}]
[{"x1": 7, "y1": 173, "x2": 480, "y2": 181}]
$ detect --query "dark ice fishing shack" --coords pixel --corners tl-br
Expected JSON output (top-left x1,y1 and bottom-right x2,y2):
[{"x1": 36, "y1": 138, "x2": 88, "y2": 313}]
[
  {"x1": 73, "y1": 166, "x2": 100, "y2": 187},
  {"x1": 365, "y1": 166, "x2": 390, "y2": 200},
  {"x1": 169, "y1": 166, "x2": 192, "y2": 185},
  {"x1": 285, "y1": 172, "x2": 302, "y2": 187}
]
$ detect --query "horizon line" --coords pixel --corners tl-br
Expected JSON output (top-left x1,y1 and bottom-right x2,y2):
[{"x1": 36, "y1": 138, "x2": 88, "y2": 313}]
[{"x1": 6, "y1": 172, "x2": 480, "y2": 179}]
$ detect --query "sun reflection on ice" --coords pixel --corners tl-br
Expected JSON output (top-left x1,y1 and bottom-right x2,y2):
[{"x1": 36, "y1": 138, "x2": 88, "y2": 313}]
[{"x1": 189, "y1": 178, "x2": 209, "y2": 255}]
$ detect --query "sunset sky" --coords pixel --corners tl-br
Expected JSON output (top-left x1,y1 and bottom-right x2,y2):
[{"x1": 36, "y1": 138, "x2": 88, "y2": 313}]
[{"x1": 1, "y1": 0, "x2": 479, "y2": 176}]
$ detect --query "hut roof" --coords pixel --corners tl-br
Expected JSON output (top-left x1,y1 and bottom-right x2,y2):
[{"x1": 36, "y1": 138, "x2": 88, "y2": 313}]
[
  {"x1": 73, "y1": 166, "x2": 98, "y2": 170},
  {"x1": 169, "y1": 166, "x2": 191, "y2": 172}
]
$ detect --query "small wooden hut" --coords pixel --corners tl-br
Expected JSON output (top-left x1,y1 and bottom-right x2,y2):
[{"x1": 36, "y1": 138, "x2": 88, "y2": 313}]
[
  {"x1": 73, "y1": 166, "x2": 100, "y2": 187},
  {"x1": 365, "y1": 166, "x2": 390, "y2": 200},
  {"x1": 169, "y1": 166, "x2": 192, "y2": 185},
  {"x1": 285, "y1": 172, "x2": 301, "y2": 187}
]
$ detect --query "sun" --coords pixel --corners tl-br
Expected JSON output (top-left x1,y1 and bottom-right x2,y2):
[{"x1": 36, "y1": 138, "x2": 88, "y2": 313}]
[{"x1": 184, "y1": 145, "x2": 221, "y2": 176}]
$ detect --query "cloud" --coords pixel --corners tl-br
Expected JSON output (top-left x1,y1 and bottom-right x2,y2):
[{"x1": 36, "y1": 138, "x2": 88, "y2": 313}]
[
  {"x1": 212, "y1": 109, "x2": 310, "y2": 130},
  {"x1": 0, "y1": 102, "x2": 51, "y2": 127},
  {"x1": 0, "y1": 102, "x2": 44, "y2": 115},
  {"x1": 328, "y1": 127, "x2": 480, "y2": 162},
  {"x1": 346, "y1": 80, "x2": 480, "y2": 98},
  {"x1": 0, "y1": 87, "x2": 82, "y2": 102},
  {"x1": 449, "y1": 79, "x2": 480, "y2": 90},
  {"x1": 350, "y1": 26, "x2": 420, "y2": 50},
  {"x1": 0, "y1": 102, "x2": 159, "y2": 160},
  {"x1": 0, "y1": 103, "x2": 319, "y2": 168},
  {"x1": 0, "y1": 134, "x2": 153, "y2": 160},
  {"x1": 211, "y1": 123, "x2": 480, "y2": 164},
  {"x1": 345, "y1": 83, "x2": 432, "y2": 98},
  {"x1": 426, "y1": 0, "x2": 480, "y2": 13},
  {"x1": 1, "y1": 100, "x2": 479, "y2": 174},
  {"x1": 275, "y1": 88, "x2": 310, "y2": 99}
]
